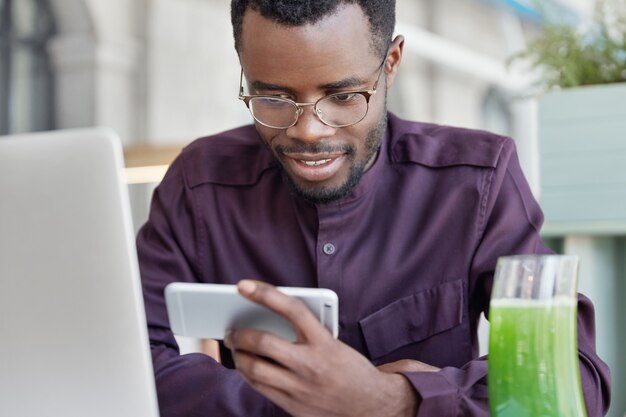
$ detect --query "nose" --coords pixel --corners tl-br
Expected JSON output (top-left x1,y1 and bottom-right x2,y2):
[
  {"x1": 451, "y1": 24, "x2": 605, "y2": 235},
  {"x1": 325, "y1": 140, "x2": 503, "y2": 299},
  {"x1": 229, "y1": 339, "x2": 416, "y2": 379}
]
[{"x1": 285, "y1": 104, "x2": 337, "y2": 143}]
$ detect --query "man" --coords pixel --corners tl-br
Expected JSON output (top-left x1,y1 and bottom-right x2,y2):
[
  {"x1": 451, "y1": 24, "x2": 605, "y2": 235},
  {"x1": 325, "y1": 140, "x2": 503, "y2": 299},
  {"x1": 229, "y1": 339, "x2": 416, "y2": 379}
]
[{"x1": 137, "y1": 1, "x2": 611, "y2": 416}]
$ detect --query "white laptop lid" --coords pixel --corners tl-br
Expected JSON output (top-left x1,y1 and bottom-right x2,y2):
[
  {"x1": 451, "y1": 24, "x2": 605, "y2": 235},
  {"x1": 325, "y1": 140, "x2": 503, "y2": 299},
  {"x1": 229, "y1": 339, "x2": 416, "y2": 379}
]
[{"x1": 0, "y1": 128, "x2": 160, "y2": 417}]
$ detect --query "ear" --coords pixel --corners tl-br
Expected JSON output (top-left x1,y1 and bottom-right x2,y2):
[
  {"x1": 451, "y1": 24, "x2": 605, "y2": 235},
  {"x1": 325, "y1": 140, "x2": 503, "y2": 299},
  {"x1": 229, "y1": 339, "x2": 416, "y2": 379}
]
[{"x1": 384, "y1": 35, "x2": 404, "y2": 89}]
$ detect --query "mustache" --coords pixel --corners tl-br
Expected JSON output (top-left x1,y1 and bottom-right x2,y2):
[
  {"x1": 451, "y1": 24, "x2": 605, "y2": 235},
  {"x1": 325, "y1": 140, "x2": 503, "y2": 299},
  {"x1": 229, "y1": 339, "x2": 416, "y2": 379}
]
[{"x1": 275, "y1": 142, "x2": 355, "y2": 155}]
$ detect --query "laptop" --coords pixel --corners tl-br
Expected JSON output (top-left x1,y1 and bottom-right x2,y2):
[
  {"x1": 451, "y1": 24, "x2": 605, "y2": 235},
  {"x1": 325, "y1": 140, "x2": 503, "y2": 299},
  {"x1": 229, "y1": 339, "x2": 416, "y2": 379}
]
[{"x1": 0, "y1": 128, "x2": 160, "y2": 417}]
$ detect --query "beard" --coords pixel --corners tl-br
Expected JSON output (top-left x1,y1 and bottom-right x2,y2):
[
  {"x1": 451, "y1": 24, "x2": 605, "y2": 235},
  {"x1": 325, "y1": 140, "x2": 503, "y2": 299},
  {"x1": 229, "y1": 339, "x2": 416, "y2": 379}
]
[{"x1": 276, "y1": 111, "x2": 388, "y2": 205}]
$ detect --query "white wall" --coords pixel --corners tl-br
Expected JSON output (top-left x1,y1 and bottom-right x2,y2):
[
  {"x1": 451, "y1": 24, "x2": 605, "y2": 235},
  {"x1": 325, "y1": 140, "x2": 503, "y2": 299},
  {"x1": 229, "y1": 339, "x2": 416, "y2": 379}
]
[
  {"x1": 49, "y1": 0, "x2": 530, "y2": 146},
  {"x1": 49, "y1": 0, "x2": 141, "y2": 144},
  {"x1": 145, "y1": 0, "x2": 250, "y2": 144}
]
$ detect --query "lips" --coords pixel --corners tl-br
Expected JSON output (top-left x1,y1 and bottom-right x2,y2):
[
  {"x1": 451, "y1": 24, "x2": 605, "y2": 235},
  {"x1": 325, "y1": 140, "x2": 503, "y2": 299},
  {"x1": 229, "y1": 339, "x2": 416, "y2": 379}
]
[
  {"x1": 301, "y1": 158, "x2": 332, "y2": 166},
  {"x1": 283, "y1": 153, "x2": 345, "y2": 183}
]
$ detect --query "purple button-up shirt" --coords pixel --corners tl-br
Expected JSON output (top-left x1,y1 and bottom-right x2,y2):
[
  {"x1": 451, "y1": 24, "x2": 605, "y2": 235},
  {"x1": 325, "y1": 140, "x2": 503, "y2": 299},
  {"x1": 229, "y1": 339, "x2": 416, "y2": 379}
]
[{"x1": 137, "y1": 113, "x2": 610, "y2": 416}]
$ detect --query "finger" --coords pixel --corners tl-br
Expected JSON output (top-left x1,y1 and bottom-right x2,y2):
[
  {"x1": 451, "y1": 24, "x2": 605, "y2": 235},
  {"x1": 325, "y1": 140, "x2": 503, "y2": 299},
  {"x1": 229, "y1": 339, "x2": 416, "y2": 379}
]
[
  {"x1": 231, "y1": 349, "x2": 301, "y2": 393},
  {"x1": 243, "y1": 379, "x2": 302, "y2": 417},
  {"x1": 224, "y1": 327, "x2": 301, "y2": 369},
  {"x1": 232, "y1": 351, "x2": 315, "y2": 417},
  {"x1": 237, "y1": 280, "x2": 328, "y2": 342}
]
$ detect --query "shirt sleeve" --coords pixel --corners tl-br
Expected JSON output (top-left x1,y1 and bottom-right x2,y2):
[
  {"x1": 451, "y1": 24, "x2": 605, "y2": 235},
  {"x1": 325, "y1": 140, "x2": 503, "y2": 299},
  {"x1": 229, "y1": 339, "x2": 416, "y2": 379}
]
[
  {"x1": 136, "y1": 158, "x2": 281, "y2": 417},
  {"x1": 401, "y1": 140, "x2": 611, "y2": 417}
]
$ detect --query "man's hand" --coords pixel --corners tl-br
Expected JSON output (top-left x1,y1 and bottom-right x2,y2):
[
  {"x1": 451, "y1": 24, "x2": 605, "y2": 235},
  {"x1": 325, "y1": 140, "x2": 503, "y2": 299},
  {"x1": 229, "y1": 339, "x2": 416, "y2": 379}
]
[
  {"x1": 378, "y1": 359, "x2": 440, "y2": 374},
  {"x1": 224, "y1": 280, "x2": 418, "y2": 417}
]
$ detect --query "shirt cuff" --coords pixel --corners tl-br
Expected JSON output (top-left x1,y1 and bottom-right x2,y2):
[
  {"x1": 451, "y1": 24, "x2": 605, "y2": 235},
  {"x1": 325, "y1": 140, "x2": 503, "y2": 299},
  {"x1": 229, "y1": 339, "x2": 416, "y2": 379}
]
[{"x1": 402, "y1": 371, "x2": 459, "y2": 417}]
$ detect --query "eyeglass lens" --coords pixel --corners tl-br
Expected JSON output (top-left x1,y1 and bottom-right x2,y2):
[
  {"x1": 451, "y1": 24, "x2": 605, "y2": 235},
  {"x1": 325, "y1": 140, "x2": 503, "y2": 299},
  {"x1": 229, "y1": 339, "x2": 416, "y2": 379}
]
[{"x1": 248, "y1": 93, "x2": 368, "y2": 129}]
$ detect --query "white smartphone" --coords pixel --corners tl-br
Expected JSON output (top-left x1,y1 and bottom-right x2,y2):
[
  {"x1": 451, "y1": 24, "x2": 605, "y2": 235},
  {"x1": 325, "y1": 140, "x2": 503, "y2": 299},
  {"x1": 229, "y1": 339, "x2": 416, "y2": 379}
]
[{"x1": 164, "y1": 283, "x2": 339, "y2": 342}]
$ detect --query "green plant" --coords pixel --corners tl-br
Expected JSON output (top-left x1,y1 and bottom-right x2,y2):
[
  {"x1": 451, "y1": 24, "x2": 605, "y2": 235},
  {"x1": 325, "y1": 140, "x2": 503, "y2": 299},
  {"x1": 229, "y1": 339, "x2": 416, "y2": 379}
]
[{"x1": 511, "y1": 0, "x2": 626, "y2": 89}]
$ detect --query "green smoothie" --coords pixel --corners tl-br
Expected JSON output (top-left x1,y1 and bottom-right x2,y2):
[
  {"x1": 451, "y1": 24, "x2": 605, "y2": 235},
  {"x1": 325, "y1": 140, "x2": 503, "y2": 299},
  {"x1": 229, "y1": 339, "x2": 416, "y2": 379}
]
[{"x1": 488, "y1": 297, "x2": 587, "y2": 417}]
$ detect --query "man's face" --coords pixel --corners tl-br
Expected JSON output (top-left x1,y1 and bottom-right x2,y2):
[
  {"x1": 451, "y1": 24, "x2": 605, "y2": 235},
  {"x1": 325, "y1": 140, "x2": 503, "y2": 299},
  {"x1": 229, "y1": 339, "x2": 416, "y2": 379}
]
[{"x1": 239, "y1": 4, "x2": 399, "y2": 204}]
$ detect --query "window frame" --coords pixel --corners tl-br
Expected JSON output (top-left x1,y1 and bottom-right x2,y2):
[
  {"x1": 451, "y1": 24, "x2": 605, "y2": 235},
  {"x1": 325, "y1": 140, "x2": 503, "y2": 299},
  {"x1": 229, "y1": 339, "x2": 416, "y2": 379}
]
[{"x1": 0, "y1": 0, "x2": 55, "y2": 135}]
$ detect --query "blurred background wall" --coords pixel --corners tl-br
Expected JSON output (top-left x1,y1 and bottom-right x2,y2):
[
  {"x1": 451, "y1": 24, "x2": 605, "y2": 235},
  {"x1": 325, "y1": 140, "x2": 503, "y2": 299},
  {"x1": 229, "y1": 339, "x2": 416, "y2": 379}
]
[
  {"x1": 1, "y1": 0, "x2": 548, "y2": 224},
  {"x1": 1, "y1": 0, "x2": 544, "y2": 156},
  {"x1": 1, "y1": 1, "x2": 623, "y2": 416}
]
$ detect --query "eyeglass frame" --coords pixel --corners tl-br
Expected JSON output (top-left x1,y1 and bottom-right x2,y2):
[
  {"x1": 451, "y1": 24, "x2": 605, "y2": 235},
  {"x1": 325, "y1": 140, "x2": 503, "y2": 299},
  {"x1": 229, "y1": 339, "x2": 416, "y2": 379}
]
[{"x1": 237, "y1": 52, "x2": 389, "y2": 129}]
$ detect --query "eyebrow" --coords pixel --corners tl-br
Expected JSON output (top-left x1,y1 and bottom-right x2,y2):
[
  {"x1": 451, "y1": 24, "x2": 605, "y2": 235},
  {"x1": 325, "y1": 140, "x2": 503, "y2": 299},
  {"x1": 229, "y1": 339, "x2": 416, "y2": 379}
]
[
  {"x1": 250, "y1": 75, "x2": 368, "y2": 93},
  {"x1": 251, "y1": 81, "x2": 289, "y2": 92},
  {"x1": 320, "y1": 76, "x2": 367, "y2": 90}
]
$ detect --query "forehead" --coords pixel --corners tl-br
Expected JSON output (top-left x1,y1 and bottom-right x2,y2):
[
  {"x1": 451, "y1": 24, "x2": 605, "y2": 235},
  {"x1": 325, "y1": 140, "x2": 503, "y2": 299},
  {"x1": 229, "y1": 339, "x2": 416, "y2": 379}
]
[{"x1": 239, "y1": 4, "x2": 379, "y2": 87}]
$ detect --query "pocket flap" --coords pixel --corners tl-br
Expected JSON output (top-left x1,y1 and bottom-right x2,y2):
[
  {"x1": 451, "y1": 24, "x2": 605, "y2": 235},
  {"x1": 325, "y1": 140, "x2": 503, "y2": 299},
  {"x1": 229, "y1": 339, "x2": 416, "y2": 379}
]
[{"x1": 359, "y1": 279, "x2": 464, "y2": 359}]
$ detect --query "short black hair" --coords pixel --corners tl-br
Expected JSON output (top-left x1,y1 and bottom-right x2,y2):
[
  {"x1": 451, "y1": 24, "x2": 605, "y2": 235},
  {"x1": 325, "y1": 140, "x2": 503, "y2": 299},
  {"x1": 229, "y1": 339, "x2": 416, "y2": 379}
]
[{"x1": 231, "y1": 0, "x2": 395, "y2": 59}]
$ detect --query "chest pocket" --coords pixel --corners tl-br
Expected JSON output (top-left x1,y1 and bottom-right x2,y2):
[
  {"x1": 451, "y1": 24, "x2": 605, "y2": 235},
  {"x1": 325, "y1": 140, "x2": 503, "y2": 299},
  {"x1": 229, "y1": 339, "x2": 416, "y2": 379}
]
[{"x1": 359, "y1": 278, "x2": 465, "y2": 360}]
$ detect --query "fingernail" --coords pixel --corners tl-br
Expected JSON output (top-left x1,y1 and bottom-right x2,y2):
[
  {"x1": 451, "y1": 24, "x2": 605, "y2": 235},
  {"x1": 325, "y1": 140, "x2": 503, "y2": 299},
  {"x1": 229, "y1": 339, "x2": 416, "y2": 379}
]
[{"x1": 238, "y1": 280, "x2": 256, "y2": 295}]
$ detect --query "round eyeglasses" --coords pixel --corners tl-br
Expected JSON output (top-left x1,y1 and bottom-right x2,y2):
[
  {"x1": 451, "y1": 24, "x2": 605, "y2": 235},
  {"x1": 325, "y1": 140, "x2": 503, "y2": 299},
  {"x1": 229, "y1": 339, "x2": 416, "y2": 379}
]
[{"x1": 238, "y1": 55, "x2": 387, "y2": 129}]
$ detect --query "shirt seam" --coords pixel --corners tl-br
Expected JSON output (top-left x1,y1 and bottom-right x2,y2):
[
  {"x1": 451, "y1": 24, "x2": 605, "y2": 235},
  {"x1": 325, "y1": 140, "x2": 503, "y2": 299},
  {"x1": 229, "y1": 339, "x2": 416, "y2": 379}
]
[
  {"x1": 476, "y1": 167, "x2": 494, "y2": 241},
  {"x1": 183, "y1": 163, "x2": 208, "y2": 283},
  {"x1": 506, "y1": 164, "x2": 542, "y2": 233}
]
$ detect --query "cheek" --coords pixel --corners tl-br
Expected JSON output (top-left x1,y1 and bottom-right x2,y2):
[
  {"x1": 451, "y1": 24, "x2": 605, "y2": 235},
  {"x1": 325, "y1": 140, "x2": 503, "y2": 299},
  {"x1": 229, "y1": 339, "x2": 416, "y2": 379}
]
[
  {"x1": 367, "y1": 88, "x2": 386, "y2": 120},
  {"x1": 344, "y1": 123, "x2": 376, "y2": 156},
  {"x1": 255, "y1": 124, "x2": 281, "y2": 147},
  {"x1": 358, "y1": 94, "x2": 386, "y2": 135}
]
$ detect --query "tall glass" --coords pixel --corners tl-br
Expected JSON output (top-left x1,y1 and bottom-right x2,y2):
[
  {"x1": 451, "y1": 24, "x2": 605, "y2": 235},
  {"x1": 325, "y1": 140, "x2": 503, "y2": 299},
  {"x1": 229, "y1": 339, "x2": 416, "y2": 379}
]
[{"x1": 488, "y1": 255, "x2": 587, "y2": 417}]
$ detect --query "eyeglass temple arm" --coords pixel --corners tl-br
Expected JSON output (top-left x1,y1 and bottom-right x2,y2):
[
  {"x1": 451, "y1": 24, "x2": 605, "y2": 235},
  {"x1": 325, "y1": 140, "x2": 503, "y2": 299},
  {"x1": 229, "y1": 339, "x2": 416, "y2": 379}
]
[
  {"x1": 239, "y1": 68, "x2": 245, "y2": 97},
  {"x1": 371, "y1": 51, "x2": 390, "y2": 92}
]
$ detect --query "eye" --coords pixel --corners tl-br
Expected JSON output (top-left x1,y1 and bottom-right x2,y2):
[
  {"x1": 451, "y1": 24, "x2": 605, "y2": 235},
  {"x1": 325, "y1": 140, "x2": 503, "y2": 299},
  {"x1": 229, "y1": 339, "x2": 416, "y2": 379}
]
[
  {"x1": 324, "y1": 92, "x2": 366, "y2": 107},
  {"x1": 254, "y1": 91, "x2": 293, "y2": 100},
  {"x1": 331, "y1": 93, "x2": 359, "y2": 103},
  {"x1": 252, "y1": 96, "x2": 293, "y2": 109},
  {"x1": 265, "y1": 96, "x2": 288, "y2": 104},
  {"x1": 261, "y1": 93, "x2": 293, "y2": 100}
]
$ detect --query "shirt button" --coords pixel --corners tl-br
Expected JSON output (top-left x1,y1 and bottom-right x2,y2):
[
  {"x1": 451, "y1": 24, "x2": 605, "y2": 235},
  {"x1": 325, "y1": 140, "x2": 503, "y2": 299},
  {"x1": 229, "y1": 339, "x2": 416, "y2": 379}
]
[{"x1": 322, "y1": 243, "x2": 336, "y2": 255}]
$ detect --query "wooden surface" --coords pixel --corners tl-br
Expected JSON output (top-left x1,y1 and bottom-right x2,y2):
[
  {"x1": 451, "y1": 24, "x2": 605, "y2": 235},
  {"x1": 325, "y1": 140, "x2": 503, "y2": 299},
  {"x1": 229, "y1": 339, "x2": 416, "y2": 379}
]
[
  {"x1": 123, "y1": 144, "x2": 183, "y2": 168},
  {"x1": 123, "y1": 144, "x2": 183, "y2": 184}
]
